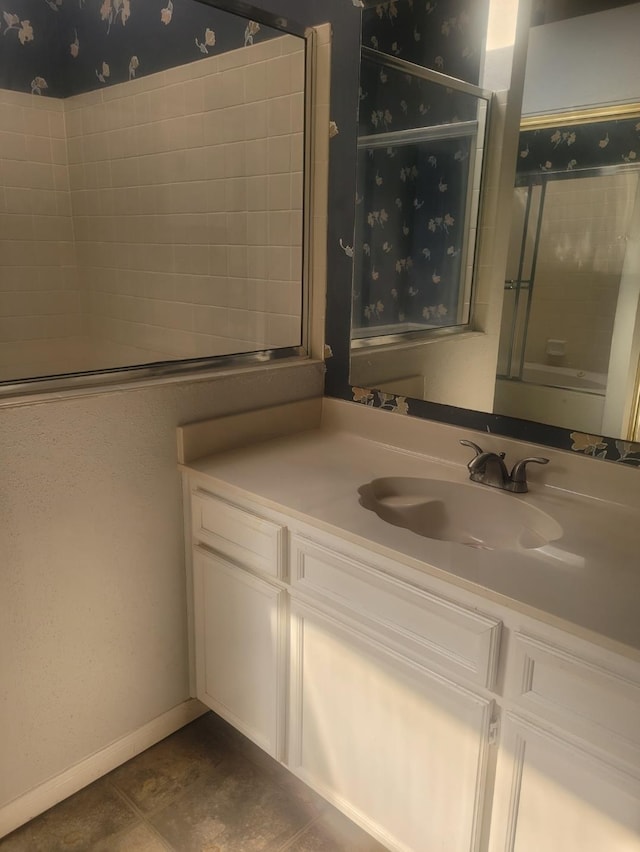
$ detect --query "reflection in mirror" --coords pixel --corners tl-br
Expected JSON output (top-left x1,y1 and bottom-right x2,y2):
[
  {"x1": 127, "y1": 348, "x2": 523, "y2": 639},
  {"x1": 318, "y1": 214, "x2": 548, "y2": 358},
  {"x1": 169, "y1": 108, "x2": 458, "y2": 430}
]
[
  {"x1": 496, "y1": 144, "x2": 640, "y2": 439},
  {"x1": 350, "y1": 50, "x2": 490, "y2": 349},
  {"x1": 347, "y1": 1, "x2": 640, "y2": 446},
  {"x1": 0, "y1": 3, "x2": 307, "y2": 388}
]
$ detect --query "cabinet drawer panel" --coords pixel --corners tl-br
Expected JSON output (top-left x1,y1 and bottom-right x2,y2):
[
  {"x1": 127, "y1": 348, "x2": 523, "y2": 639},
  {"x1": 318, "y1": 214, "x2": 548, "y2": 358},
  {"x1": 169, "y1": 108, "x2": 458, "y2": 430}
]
[
  {"x1": 290, "y1": 534, "x2": 501, "y2": 689},
  {"x1": 510, "y1": 633, "x2": 640, "y2": 762},
  {"x1": 191, "y1": 489, "x2": 285, "y2": 578}
]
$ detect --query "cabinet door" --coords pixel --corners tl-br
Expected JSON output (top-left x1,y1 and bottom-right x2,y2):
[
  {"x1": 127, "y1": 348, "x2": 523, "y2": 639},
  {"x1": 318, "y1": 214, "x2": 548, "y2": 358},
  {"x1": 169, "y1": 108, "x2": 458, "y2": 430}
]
[
  {"x1": 489, "y1": 713, "x2": 640, "y2": 852},
  {"x1": 288, "y1": 599, "x2": 494, "y2": 852},
  {"x1": 193, "y1": 548, "x2": 286, "y2": 759}
]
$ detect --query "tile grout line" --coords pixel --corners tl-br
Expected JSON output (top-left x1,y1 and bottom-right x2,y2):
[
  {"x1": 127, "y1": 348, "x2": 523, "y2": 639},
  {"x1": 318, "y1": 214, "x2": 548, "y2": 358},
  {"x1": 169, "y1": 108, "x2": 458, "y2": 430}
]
[
  {"x1": 276, "y1": 812, "x2": 325, "y2": 851},
  {"x1": 106, "y1": 779, "x2": 178, "y2": 851}
]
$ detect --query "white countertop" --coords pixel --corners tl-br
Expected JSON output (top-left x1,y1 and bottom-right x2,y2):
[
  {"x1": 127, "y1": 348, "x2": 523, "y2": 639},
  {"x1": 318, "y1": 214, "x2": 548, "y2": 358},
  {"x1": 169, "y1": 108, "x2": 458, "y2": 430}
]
[{"x1": 180, "y1": 399, "x2": 640, "y2": 658}]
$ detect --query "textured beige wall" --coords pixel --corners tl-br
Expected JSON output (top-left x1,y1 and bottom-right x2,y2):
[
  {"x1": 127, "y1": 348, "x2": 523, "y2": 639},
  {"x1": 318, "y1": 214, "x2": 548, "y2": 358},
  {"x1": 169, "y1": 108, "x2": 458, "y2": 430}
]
[{"x1": 0, "y1": 361, "x2": 324, "y2": 818}]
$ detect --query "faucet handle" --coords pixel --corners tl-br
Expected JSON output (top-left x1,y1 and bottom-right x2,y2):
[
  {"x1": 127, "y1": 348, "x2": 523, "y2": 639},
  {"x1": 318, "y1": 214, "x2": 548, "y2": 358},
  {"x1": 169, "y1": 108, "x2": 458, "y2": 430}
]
[
  {"x1": 460, "y1": 440, "x2": 506, "y2": 466},
  {"x1": 459, "y1": 439, "x2": 484, "y2": 459},
  {"x1": 510, "y1": 456, "x2": 549, "y2": 490}
]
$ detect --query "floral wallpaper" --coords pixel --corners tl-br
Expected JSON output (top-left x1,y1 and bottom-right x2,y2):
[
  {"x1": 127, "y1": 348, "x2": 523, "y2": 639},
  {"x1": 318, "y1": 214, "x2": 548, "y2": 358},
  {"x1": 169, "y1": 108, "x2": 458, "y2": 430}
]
[
  {"x1": 351, "y1": 1, "x2": 488, "y2": 335},
  {"x1": 517, "y1": 114, "x2": 640, "y2": 177},
  {"x1": 569, "y1": 432, "x2": 640, "y2": 465},
  {"x1": 361, "y1": 0, "x2": 487, "y2": 85},
  {"x1": 353, "y1": 54, "x2": 483, "y2": 332},
  {"x1": 0, "y1": 1, "x2": 65, "y2": 96},
  {"x1": 0, "y1": 0, "x2": 281, "y2": 98}
]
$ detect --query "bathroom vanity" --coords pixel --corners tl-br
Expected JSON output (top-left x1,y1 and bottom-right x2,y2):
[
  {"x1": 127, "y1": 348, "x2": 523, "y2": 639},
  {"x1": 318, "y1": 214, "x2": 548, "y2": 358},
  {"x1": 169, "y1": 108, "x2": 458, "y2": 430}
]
[{"x1": 178, "y1": 398, "x2": 640, "y2": 852}]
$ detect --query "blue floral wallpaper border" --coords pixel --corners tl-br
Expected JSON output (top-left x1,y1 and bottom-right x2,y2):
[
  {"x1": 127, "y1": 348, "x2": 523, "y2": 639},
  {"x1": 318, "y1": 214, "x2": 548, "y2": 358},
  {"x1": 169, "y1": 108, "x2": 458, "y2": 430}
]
[
  {"x1": 517, "y1": 114, "x2": 640, "y2": 178},
  {"x1": 348, "y1": 388, "x2": 640, "y2": 464},
  {"x1": 0, "y1": 0, "x2": 282, "y2": 98}
]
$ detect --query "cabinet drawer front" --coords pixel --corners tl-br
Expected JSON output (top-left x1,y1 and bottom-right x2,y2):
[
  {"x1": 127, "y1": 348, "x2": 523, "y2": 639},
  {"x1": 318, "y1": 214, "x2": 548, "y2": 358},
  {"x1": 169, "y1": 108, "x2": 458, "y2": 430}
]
[
  {"x1": 191, "y1": 489, "x2": 285, "y2": 578},
  {"x1": 510, "y1": 633, "x2": 640, "y2": 764},
  {"x1": 290, "y1": 534, "x2": 501, "y2": 689}
]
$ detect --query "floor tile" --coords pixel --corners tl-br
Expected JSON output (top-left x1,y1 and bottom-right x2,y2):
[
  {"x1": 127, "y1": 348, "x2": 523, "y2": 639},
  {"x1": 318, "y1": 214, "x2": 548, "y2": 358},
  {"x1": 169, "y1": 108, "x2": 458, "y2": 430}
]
[
  {"x1": 108, "y1": 715, "x2": 231, "y2": 816},
  {"x1": 148, "y1": 751, "x2": 321, "y2": 852},
  {"x1": 92, "y1": 821, "x2": 172, "y2": 851},
  {"x1": 214, "y1": 724, "x2": 327, "y2": 815},
  {"x1": 0, "y1": 713, "x2": 386, "y2": 852},
  {"x1": 0, "y1": 778, "x2": 138, "y2": 852},
  {"x1": 281, "y1": 807, "x2": 389, "y2": 852}
]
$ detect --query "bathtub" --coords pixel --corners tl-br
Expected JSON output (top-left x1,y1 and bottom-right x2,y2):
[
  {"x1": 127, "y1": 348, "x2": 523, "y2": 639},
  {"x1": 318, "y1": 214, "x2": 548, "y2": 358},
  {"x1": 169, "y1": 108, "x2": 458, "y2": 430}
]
[
  {"x1": 519, "y1": 362, "x2": 607, "y2": 395},
  {"x1": 494, "y1": 362, "x2": 607, "y2": 434}
]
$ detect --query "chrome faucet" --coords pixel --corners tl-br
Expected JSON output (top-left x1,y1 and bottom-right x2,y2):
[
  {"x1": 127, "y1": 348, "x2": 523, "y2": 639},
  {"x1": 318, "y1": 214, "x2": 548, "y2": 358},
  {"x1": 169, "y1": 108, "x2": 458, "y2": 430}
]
[{"x1": 460, "y1": 440, "x2": 549, "y2": 493}]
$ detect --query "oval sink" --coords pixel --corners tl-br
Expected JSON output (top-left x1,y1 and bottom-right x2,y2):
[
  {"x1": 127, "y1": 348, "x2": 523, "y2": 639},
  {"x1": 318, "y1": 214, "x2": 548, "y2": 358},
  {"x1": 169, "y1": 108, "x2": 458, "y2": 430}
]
[{"x1": 358, "y1": 477, "x2": 563, "y2": 551}]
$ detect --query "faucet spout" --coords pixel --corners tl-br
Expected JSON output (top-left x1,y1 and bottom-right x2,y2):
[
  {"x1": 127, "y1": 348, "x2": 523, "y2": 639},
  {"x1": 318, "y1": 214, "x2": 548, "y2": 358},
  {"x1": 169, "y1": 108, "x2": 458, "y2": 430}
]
[{"x1": 467, "y1": 451, "x2": 510, "y2": 489}]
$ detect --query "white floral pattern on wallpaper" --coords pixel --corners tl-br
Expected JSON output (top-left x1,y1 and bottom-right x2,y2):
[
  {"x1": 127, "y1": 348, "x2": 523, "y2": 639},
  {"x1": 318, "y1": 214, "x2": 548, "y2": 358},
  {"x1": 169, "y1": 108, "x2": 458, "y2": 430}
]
[
  {"x1": 3, "y1": 11, "x2": 33, "y2": 43},
  {"x1": 95, "y1": 60, "x2": 110, "y2": 82},
  {"x1": 518, "y1": 117, "x2": 640, "y2": 176},
  {"x1": 352, "y1": 387, "x2": 409, "y2": 415},
  {"x1": 30, "y1": 75, "x2": 47, "y2": 93},
  {"x1": 352, "y1": 0, "x2": 486, "y2": 334},
  {"x1": 0, "y1": 0, "x2": 282, "y2": 97},
  {"x1": 160, "y1": 0, "x2": 172, "y2": 25},
  {"x1": 243, "y1": 20, "x2": 259, "y2": 46},
  {"x1": 195, "y1": 27, "x2": 215, "y2": 54},
  {"x1": 100, "y1": 0, "x2": 130, "y2": 33},
  {"x1": 353, "y1": 61, "x2": 475, "y2": 331},
  {"x1": 362, "y1": 0, "x2": 486, "y2": 83}
]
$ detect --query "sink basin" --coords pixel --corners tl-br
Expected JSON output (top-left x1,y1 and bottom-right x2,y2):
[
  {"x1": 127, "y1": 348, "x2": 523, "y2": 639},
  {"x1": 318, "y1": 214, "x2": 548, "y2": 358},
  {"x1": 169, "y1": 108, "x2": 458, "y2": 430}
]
[{"x1": 358, "y1": 477, "x2": 563, "y2": 551}]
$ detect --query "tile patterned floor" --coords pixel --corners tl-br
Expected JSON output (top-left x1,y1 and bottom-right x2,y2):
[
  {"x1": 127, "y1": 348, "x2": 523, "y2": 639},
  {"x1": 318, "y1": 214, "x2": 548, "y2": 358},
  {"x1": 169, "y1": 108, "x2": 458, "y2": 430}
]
[{"x1": 1, "y1": 712, "x2": 388, "y2": 852}]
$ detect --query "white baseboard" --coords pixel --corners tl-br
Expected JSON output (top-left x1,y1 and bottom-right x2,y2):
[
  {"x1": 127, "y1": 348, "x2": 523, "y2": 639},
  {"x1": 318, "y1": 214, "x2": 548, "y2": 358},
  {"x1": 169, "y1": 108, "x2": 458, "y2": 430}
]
[{"x1": 0, "y1": 698, "x2": 208, "y2": 839}]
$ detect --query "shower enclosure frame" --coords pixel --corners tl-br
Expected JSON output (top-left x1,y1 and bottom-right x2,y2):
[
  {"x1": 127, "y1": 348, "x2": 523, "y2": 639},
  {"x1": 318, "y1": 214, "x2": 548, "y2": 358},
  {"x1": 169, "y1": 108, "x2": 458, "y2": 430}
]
[{"x1": 350, "y1": 47, "x2": 493, "y2": 352}]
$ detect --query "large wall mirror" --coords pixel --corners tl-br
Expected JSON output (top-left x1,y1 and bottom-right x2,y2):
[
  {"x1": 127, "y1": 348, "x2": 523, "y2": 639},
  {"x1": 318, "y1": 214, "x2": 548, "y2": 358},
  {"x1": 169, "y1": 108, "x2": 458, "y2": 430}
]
[
  {"x1": 340, "y1": 0, "x2": 640, "y2": 462},
  {"x1": 0, "y1": 0, "x2": 310, "y2": 394}
]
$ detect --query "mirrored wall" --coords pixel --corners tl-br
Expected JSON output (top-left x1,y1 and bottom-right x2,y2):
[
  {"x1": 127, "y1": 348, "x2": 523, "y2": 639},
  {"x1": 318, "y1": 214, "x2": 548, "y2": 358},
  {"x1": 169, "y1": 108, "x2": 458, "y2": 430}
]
[
  {"x1": 0, "y1": 2, "x2": 308, "y2": 388},
  {"x1": 343, "y1": 1, "x2": 640, "y2": 453}
]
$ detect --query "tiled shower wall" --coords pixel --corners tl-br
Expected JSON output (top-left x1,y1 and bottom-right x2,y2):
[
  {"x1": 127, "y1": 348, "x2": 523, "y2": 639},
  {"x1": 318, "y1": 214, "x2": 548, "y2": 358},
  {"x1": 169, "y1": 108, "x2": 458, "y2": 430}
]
[
  {"x1": 0, "y1": 92, "x2": 81, "y2": 380},
  {"x1": 0, "y1": 35, "x2": 304, "y2": 378}
]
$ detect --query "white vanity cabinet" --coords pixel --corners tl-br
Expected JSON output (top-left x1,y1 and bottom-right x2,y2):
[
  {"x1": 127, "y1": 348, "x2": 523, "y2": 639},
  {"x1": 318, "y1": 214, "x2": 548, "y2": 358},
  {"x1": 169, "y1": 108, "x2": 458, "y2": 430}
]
[
  {"x1": 184, "y1": 477, "x2": 640, "y2": 852},
  {"x1": 190, "y1": 488, "x2": 288, "y2": 760},
  {"x1": 489, "y1": 632, "x2": 640, "y2": 852},
  {"x1": 186, "y1": 480, "x2": 503, "y2": 852}
]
